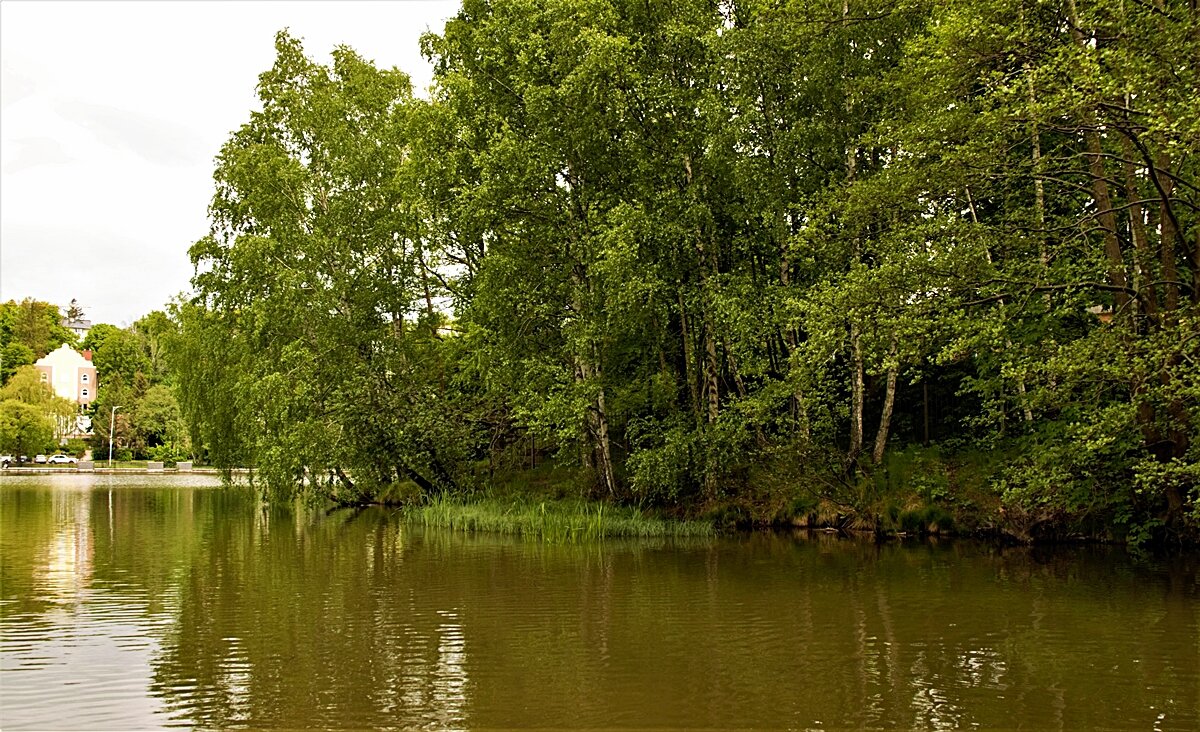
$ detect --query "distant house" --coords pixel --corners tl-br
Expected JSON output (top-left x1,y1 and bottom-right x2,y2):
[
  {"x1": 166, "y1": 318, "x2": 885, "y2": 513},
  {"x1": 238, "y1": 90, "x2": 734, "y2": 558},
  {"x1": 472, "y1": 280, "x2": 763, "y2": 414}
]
[
  {"x1": 61, "y1": 317, "x2": 92, "y2": 342},
  {"x1": 35, "y1": 345, "x2": 97, "y2": 406}
]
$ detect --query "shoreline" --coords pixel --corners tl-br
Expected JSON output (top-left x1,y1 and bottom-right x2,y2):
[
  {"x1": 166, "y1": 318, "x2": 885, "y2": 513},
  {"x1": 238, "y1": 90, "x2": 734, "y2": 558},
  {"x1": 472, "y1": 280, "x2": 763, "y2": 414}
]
[
  {"x1": 3, "y1": 466, "x2": 1195, "y2": 550},
  {"x1": 0, "y1": 466, "x2": 246, "y2": 475}
]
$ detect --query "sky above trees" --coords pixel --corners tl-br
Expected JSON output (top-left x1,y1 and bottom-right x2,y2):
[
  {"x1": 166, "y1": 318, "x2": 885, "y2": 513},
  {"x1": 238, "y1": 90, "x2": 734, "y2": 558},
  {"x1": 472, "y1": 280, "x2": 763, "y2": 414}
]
[{"x1": 0, "y1": 0, "x2": 457, "y2": 325}]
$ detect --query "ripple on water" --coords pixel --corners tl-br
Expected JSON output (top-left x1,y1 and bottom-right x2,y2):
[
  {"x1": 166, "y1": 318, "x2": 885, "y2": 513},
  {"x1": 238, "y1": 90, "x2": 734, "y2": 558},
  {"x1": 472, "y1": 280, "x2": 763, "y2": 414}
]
[
  {"x1": 1, "y1": 594, "x2": 171, "y2": 729},
  {"x1": 3, "y1": 482, "x2": 1198, "y2": 731}
]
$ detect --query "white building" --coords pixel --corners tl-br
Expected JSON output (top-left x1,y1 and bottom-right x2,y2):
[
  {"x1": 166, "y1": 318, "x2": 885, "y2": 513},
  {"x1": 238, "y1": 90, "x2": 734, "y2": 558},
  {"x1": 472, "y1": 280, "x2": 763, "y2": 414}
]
[
  {"x1": 34, "y1": 345, "x2": 98, "y2": 406},
  {"x1": 61, "y1": 318, "x2": 92, "y2": 342}
]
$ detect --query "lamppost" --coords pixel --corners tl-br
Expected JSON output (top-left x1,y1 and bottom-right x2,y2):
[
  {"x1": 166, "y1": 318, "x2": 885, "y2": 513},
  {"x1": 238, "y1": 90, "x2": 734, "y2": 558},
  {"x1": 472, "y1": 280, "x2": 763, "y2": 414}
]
[{"x1": 108, "y1": 405, "x2": 121, "y2": 469}]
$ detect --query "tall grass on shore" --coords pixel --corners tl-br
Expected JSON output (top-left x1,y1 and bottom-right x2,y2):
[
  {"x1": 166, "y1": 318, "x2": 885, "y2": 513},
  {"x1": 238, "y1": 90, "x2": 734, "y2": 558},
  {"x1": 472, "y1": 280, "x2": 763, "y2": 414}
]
[{"x1": 410, "y1": 494, "x2": 714, "y2": 541}]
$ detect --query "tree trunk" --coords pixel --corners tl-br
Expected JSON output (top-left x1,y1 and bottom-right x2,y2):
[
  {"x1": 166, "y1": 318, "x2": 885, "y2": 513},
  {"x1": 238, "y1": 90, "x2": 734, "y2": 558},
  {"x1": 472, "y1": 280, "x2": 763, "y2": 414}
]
[
  {"x1": 848, "y1": 324, "x2": 865, "y2": 461},
  {"x1": 570, "y1": 265, "x2": 616, "y2": 497},
  {"x1": 333, "y1": 466, "x2": 356, "y2": 498},
  {"x1": 1155, "y1": 152, "x2": 1180, "y2": 313},
  {"x1": 779, "y1": 213, "x2": 811, "y2": 438},
  {"x1": 396, "y1": 462, "x2": 436, "y2": 496},
  {"x1": 590, "y1": 377, "x2": 617, "y2": 497},
  {"x1": 574, "y1": 352, "x2": 616, "y2": 497},
  {"x1": 843, "y1": 0, "x2": 864, "y2": 463},
  {"x1": 1026, "y1": 65, "x2": 1049, "y2": 271},
  {"x1": 678, "y1": 290, "x2": 701, "y2": 421},
  {"x1": 872, "y1": 340, "x2": 899, "y2": 464},
  {"x1": 1121, "y1": 139, "x2": 1160, "y2": 318},
  {"x1": 1066, "y1": 0, "x2": 1130, "y2": 314},
  {"x1": 703, "y1": 320, "x2": 719, "y2": 424}
]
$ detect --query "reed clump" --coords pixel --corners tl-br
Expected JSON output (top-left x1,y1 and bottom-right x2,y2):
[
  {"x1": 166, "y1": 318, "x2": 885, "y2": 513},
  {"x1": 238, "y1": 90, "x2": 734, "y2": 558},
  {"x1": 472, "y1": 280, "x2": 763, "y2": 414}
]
[{"x1": 410, "y1": 494, "x2": 715, "y2": 542}]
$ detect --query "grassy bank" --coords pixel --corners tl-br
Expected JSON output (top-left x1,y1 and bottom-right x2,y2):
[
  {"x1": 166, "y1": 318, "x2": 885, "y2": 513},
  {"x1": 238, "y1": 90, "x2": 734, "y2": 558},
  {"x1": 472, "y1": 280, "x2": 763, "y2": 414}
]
[
  {"x1": 361, "y1": 444, "x2": 1191, "y2": 546},
  {"x1": 409, "y1": 494, "x2": 714, "y2": 542}
]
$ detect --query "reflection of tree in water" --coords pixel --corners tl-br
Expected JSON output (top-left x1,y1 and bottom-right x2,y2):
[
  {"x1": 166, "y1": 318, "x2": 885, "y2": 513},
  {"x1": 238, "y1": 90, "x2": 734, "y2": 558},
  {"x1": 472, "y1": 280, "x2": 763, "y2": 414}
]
[
  {"x1": 140, "y1": 501, "x2": 1199, "y2": 730},
  {"x1": 149, "y1": 505, "x2": 474, "y2": 730}
]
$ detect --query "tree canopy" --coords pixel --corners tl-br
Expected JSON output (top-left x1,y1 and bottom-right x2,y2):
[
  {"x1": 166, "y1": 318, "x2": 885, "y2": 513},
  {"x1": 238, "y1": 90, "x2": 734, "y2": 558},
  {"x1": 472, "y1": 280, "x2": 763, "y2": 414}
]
[
  {"x1": 173, "y1": 1, "x2": 1200, "y2": 544},
  {"x1": 0, "y1": 298, "x2": 74, "y2": 369}
]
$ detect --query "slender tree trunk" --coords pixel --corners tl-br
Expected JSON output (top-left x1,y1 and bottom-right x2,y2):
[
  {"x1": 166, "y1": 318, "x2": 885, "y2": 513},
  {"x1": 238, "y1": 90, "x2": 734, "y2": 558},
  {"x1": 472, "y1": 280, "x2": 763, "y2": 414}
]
[
  {"x1": 1121, "y1": 140, "x2": 1160, "y2": 318},
  {"x1": 574, "y1": 352, "x2": 616, "y2": 497},
  {"x1": 694, "y1": 221, "x2": 721, "y2": 426},
  {"x1": 678, "y1": 289, "x2": 701, "y2": 421},
  {"x1": 591, "y1": 372, "x2": 617, "y2": 497},
  {"x1": 703, "y1": 321, "x2": 719, "y2": 424},
  {"x1": 1026, "y1": 62, "x2": 1049, "y2": 271},
  {"x1": 652, "y1": 311, "x2": 669, "y2": 376},
  {"x1": 1158, "y1": 153, "x2": 1191, "y2": 494},
  {"x1": 1066, "y1": 0, "x2": 1130, "y2": 314},
  {"x1": 418, "y1": 248, "x2": 438, "y2": 332},
  {"x1": 1016, "y1": 378, "x2": 1034, "y2": 424},
  {"x1": 872, "y1": 340, "x2": 899, "y2": 464},
  {"x1": 727, "y1": 343, "x2": 748, "y2": 400},
  {"x1": 575, "y1": 360, "x2": 595, "y2": 474},
  {"x1": 570, "y1": 266, "x2": 616, "y2": 497},
  {"x1": 849, "y1": 324, "x2": 865, "y2": 461},
  {"x1": 779, "y1": 219, "x2": 810, "y2": 439},
  {"x1": 845, "y1": 14, "x2": 863, "y2": 462},
  {"x1": 1155, "y1": 152, "x2": 1180, "y2": 313}
]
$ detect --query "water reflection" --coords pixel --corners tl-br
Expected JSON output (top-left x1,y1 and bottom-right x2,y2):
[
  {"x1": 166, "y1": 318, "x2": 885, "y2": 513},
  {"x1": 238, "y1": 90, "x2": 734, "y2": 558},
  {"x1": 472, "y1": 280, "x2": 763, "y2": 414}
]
[
  {"x1": 1, "y1": 478, "x2": 220, "y2": 730},
  {"x1": 39, "y1": 488, "x2": 94, "y2": 603},
  {"x1": 2, "y1": 477, "x2": 1199, "y2": 730},
  {"x1": 432, "y1": 610, "x2": 468, "y2": 729}
]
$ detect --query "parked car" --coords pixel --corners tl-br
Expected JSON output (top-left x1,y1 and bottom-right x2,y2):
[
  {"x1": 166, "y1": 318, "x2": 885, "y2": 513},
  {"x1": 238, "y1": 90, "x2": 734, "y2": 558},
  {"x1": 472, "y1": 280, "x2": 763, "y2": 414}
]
[
  {"x1": 0, "y1": 455, "x2": 11, "y2": 468},
  {"x1": 47, "y1": 454, "x2": 78, "y2": 465},
  {"x1": 34, "y1": 454, "x2": 47, "y2": 464}
]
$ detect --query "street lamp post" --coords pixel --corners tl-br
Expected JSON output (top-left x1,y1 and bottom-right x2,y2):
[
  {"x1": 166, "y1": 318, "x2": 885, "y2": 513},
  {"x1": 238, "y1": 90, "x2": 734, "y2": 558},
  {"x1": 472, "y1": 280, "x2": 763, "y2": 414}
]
[{"x1": 108, "y1": 406, "x2": 121, "y2": 469}]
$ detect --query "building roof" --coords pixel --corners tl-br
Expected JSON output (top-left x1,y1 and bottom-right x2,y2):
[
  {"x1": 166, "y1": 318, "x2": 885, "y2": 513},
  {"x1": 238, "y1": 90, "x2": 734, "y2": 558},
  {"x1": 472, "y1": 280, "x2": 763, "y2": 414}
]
[{"x1": 35, "y1": 344, "x2": 93, "y2": 368}]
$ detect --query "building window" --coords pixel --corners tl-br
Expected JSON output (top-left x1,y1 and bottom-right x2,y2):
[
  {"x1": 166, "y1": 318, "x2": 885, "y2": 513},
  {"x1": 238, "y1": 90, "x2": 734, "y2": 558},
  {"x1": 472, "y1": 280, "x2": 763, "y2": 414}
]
[
  {"x1": 40, "y1": 372, "x2": 48, "y2": 382},
  {"x1": 82, "y1": 373, "x2": 89, "y2": 383},
  {"x1": 81, "y1": 389, "x2": 89, "y2": 398}
]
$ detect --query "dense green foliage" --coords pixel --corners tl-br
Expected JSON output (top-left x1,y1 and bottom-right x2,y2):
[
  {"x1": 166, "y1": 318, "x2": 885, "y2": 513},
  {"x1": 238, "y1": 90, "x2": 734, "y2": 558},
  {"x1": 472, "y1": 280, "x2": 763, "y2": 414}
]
[
  {"x1": 87, "y1": 313, "x2": 190, "y2": 462},
  {"x1": 0, "y1": 400, "x2": 55, "y2": 456},
  {"x1": 0, "y1": 298, "x2": 79, "y2": 455},
  {"x1": 0, "y1": 298, "x2": 190, "y2": 461},
  {"x1": 175, "y1": 0, "x2": 1200, "y2": 543},
  {"x1": 0, "y1": 298, "x2": 75, "y2": 375},
  {"x1": 0, "y1": 368, "x2": 72, "y2": 455}
]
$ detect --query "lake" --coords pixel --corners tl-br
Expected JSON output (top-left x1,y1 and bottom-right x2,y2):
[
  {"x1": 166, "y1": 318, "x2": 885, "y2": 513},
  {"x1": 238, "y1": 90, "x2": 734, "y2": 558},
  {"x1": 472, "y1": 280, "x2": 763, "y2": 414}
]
[{"x1": 1, "y1": 474, "x2": 1197, "y2": 730}]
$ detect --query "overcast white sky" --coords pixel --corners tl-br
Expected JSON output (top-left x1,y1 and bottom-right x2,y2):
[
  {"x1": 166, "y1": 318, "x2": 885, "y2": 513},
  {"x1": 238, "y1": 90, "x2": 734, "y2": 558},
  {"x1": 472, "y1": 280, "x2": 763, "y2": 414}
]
[{"x1": 1, "y1": 0, "x2": 458, "y2": 326}]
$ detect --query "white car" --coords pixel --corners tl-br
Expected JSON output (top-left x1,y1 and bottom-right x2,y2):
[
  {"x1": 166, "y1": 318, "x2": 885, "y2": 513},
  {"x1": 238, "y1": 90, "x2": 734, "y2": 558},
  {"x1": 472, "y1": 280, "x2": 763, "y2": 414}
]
[
  {"x1": 34, "y1": 454, "x2": 48, "y2": 464},
  {"x1": 47, "y1": 454, "x2": 78, "y2": 465}
]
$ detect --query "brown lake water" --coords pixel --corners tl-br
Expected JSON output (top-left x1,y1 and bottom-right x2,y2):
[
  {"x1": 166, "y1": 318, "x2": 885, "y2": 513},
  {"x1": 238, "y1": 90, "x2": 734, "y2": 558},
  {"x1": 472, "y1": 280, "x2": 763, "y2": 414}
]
[{"x1": 1, "y1": 474, "x2": 1197, "y2": 730}]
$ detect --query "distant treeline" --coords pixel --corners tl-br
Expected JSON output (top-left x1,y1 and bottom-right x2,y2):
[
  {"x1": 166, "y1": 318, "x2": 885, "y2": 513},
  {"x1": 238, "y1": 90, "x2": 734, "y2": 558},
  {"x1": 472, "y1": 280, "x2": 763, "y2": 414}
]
[
  {"x1": 0, "y1": 299, "x2": 187, "y2": 462},
  {"x1": 171, "y1": 0, "x2": 1200, "y2": 544}
]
